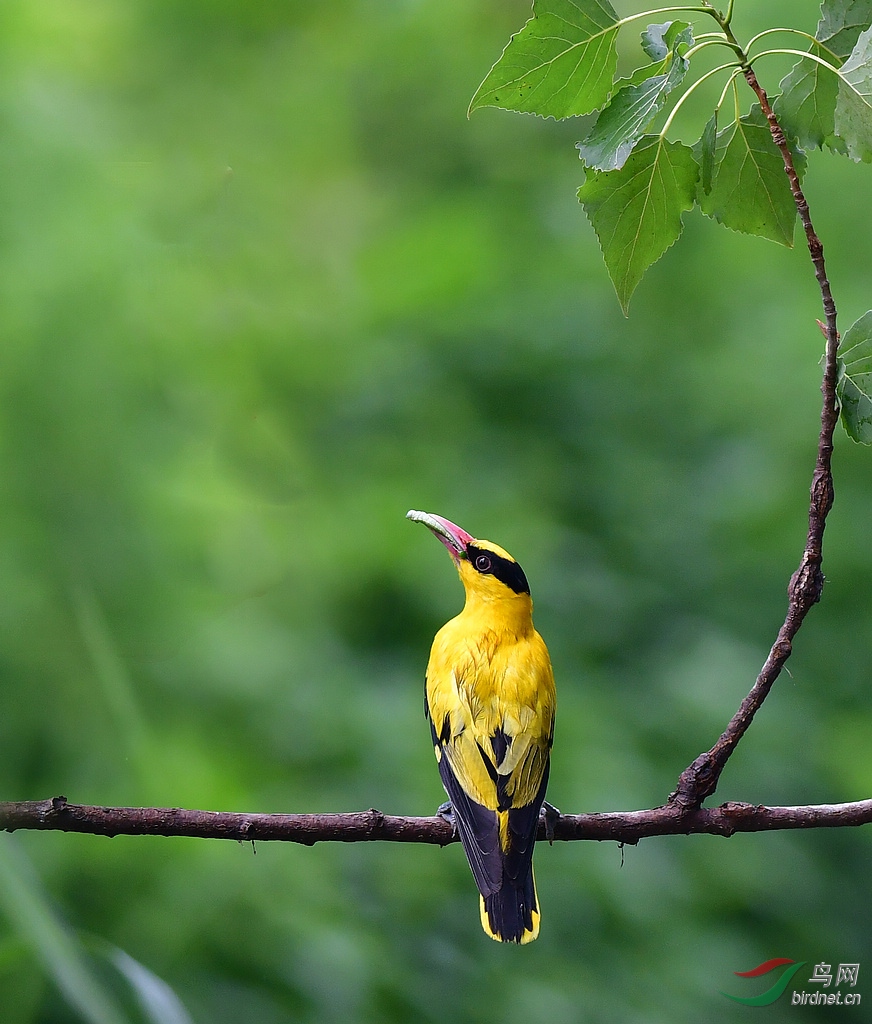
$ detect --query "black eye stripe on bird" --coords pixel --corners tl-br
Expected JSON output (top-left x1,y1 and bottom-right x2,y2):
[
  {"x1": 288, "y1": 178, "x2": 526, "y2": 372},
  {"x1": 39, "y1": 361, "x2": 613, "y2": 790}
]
[
  {"x1": 465, "y1": 544, "x2": 530, "y2": 595},
  {"x1": 406, "y1": 509, "x2": 556, "y2": 944}
]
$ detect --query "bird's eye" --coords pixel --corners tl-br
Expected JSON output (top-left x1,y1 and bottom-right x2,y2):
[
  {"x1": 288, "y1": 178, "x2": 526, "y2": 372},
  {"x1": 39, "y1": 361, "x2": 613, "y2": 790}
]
[{"x1": 474, "y1": 554, "x2": 492, "y2": 573}]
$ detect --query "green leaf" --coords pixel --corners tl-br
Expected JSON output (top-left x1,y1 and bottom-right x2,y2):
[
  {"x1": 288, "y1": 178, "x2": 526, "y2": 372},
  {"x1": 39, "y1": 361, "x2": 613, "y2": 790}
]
[
  {"x1": 576, "y1": 22, "x2": 692, "y2": 171},
  {"x1": 641, "y1": 20, "x2": 691, "y2": 62},
  {"x1": 624, "y1": 59, "x2": 668, "y2": 88},
  {"x1": 625, "y1": 21, "x2": 693, "y2": 85},
  {"x1": 468, "y1": 0, "x2": 620, "y2": 120},
  {"x1": 108, "y1": 947, "x2": 194, "y2": 1024},
  {"x1": 622, "y1": 22, "x2": 693, "y2": 89},
  {"x1": 774, "y1": 44, "x2": 840, "y2": 150},
  {"x1": 816, "y1": 0, "x2": 872, "y2": 60},
  {"x1": 577, "y1": 135, "x2": 698, "y2": 313},
  {"x1": 837, "y1": 309, "x2": 872, "y2": 442},
  {"x1": 698, "y1": 104, "x2": 806, "y2": 246},
  {"x1": 695, "y1": 110, "x2": 718, "y2": 195},
  {"x1": 834, "y1": 24, "x2": 872, "y2": 160}
]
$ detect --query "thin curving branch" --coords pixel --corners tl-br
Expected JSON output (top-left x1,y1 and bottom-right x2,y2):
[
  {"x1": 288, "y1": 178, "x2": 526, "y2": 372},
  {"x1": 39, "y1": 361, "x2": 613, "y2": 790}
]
[
  {"x1": 3, "y1": 797, "x2": 872, "y2": 846},
  {"x1": 0, "y1": 32, "x2": 852, "y2": 856},
  {"x1": 671, "y1": 58, "x2": 841, "y2": 811}
]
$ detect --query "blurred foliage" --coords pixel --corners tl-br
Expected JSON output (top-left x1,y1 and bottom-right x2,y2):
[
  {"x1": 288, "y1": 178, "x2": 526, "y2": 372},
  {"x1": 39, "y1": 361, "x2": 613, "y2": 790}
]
[{"x1": 1, "y1": 1, "x2": 871, "y2": 1021}]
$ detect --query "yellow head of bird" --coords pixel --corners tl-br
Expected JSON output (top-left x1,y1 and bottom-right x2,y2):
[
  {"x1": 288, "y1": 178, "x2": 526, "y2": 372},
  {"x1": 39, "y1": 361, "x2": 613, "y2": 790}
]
[{"x1": 406, "y1": 510, "x2": 531, "y2": 607}]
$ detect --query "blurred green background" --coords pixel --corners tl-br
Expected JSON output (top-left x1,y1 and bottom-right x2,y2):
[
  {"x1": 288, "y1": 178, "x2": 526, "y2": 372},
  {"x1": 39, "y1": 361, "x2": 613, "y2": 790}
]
[{"x1": 1, "y1": 1, "x2": 871, "y2": 1021}]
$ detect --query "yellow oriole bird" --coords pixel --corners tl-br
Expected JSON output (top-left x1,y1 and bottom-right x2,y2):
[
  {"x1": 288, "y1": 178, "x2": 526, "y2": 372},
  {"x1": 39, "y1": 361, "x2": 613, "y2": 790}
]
[{"x1": 407, "y1": 509, "x2": 556, "y2": 944}]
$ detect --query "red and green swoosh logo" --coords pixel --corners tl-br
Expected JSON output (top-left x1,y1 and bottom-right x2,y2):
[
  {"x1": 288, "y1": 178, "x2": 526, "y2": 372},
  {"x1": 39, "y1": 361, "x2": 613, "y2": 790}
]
[{"x1": 722, "y1": 959, "x2": 808, "y2": 1006}]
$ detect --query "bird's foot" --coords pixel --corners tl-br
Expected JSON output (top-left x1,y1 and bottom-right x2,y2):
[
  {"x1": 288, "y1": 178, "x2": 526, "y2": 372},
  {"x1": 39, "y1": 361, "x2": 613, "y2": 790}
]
[
  {"x1": 540, "y1": 800, "x2": 561, "y2": 844},
  {"x1": 436, "y1": 801, "x2": 456, "y2": 830}
]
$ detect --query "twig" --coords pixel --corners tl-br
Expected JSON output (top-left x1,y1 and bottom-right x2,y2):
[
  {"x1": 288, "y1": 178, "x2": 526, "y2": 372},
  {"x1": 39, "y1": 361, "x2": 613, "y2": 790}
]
[
  {"x1": 0, "y1": 25, "x2": 850, "y2": 853},
  {"x1": 3, "y1": 797, "x2": 872, "y2": 846},
  {"x1": 671, "y1": 62, "x2": 840, "y2": 809}
]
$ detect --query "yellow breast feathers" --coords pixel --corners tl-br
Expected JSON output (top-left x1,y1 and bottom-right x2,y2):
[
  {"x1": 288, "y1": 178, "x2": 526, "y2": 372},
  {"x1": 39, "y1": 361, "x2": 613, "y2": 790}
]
[
  {"x1": 426, "y1": 616, "x2": 555, "y2": 812},
  {"x1": 407, "y1": 509, "x2": 556, "y2": 944}
]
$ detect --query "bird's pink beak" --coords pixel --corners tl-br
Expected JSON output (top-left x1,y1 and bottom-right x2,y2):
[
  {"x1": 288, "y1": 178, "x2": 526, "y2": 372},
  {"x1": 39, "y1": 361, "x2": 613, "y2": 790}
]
[{"x1": 406, "y1": 510, "x2": 474, "y2": 562}]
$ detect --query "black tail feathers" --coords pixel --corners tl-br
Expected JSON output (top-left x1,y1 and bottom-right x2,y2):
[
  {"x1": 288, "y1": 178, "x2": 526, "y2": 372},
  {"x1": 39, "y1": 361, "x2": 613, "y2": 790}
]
[{"x1": 479, "y1": 864, "x2": 539, "y2": 944}]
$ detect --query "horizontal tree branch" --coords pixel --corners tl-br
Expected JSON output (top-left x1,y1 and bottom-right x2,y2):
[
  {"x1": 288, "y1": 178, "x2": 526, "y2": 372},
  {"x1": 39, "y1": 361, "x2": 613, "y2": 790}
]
[{"x1": 3, "y1": 796, "x2": 872, "y2": 847}]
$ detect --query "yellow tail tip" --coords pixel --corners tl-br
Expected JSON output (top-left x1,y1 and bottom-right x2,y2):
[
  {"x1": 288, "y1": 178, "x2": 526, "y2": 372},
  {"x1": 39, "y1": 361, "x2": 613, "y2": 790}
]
[{"x1": 479, "y1": 896, "x2": 540, "y2": 944}]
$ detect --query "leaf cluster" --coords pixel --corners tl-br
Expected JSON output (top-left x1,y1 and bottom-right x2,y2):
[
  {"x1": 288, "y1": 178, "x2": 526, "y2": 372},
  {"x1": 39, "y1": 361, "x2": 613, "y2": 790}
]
[
  {"x1": 469, "y1": 0, "x2": 872, "y2": 441},
  {"x1": 466, "y1": 1, "x2": 866, "y2": 300}
]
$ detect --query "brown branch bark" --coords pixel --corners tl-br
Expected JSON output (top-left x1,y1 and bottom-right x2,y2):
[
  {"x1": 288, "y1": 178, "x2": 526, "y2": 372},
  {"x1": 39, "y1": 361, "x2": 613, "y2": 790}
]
[
  {"x1": 3, "y1": 797, "x2": 872, "y2": 846},
  {"x1": 0, "y1": 38, "x2": 851, "y2": 858},
  {"x1": 670, "y1": 60, "x2": 841, "y2": 810}
]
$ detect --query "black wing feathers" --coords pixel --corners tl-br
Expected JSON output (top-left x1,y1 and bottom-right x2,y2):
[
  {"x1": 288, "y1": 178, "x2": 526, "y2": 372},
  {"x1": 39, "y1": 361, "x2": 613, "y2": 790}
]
[
  {"x1": 504, "y1": 758, "x2": 549, "y2": 885},
  {"x1": 487, "y1": 728, "x2": 512, "y2": 810},
  {"x1": 430, "y1": 718, "x2": 503, "y2": 897}
]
